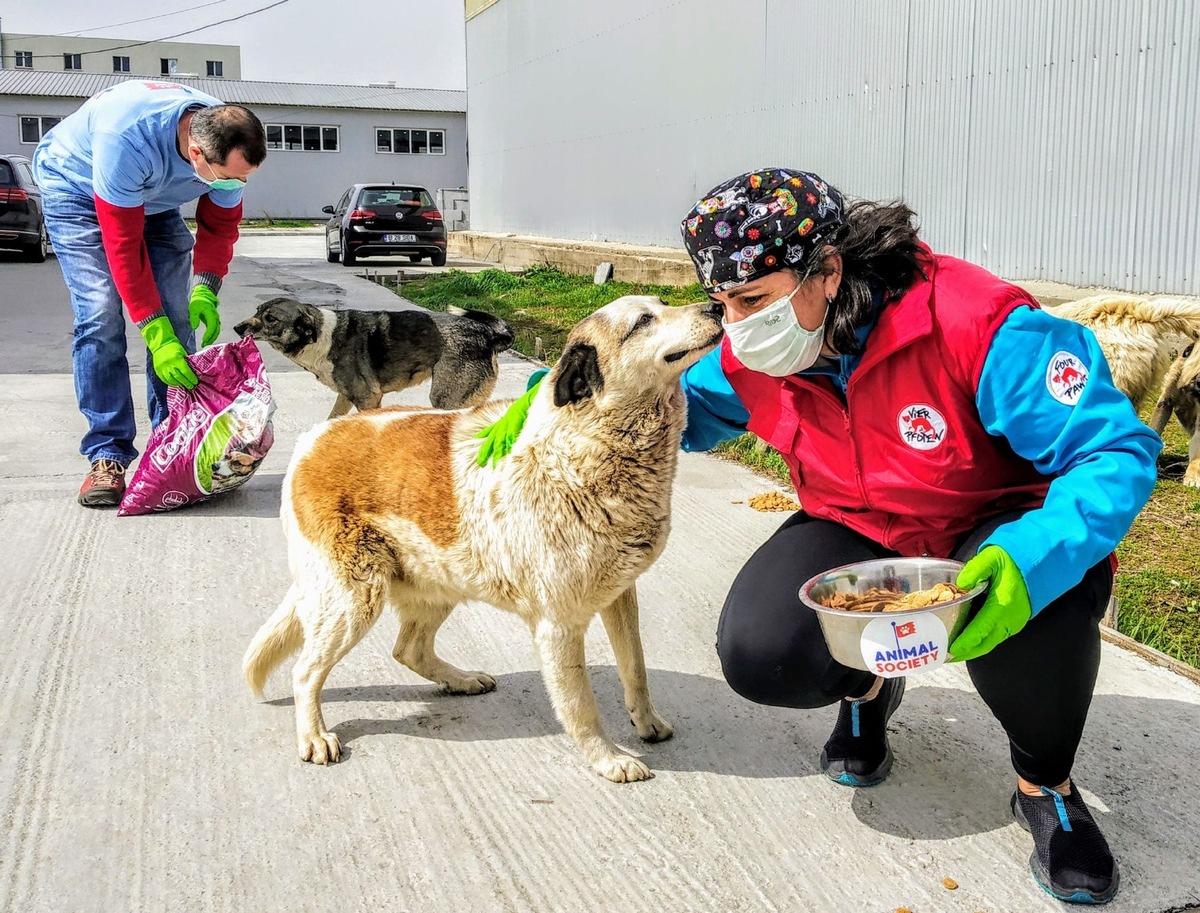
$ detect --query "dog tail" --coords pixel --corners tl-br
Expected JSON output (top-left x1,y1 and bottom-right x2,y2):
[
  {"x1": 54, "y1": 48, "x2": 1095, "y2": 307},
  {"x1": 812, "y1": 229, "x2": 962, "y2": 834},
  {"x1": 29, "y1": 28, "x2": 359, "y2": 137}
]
[
  {"x1": 243, "y1": 589, "x2": 305, "y2": 698},
  {"x1": 449, "y1": 305, "x2": 515, "y2": 353}
]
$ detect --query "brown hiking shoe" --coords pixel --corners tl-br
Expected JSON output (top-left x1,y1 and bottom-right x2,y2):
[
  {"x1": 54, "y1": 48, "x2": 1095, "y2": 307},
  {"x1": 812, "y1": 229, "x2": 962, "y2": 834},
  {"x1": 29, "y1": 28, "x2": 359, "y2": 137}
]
[{"x1": 78, "y1": 459, "x2": 127, "y2": 508}]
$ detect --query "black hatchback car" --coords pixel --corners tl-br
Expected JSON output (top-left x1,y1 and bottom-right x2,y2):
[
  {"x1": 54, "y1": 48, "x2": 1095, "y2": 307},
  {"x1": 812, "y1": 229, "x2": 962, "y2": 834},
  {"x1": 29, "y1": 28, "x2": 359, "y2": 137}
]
[
  {"x1": 323, "y1": 183, "x2": 447, "y2": 267},
  {"x1": 0, "y1": 153, "x2": 48, "y2": 262}
]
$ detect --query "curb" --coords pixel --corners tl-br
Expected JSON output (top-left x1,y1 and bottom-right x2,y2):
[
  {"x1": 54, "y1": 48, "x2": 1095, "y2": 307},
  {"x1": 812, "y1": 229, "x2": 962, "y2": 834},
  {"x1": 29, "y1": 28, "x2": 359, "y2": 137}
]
[{"x1": 238, "y1": 228, "x2": 324, "y2": 236}]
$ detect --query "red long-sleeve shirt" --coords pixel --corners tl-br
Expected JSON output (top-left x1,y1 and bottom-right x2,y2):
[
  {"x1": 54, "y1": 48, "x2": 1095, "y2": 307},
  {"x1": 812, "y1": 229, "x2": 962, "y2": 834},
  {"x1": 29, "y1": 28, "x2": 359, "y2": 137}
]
[{"x1": 95, "y1": 193, "x2": 241, "y2": 325}]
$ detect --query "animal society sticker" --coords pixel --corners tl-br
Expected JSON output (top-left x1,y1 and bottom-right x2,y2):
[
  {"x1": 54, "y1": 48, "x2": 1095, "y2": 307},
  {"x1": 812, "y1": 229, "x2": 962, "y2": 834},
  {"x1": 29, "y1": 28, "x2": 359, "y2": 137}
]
[
  {"x1": 1046, "y1": 351, "x2": 1089, "y2": 405},
  {"x1": 859, "y1": 612, "x2": 949, "y2": 678}
]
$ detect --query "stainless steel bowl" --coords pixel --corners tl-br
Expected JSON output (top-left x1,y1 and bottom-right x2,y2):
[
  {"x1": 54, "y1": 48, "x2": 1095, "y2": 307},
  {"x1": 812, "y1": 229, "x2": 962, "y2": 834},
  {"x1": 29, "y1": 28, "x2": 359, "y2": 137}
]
[{"x1": 798, "y1": 557, "x2": 986, "y2": 676}]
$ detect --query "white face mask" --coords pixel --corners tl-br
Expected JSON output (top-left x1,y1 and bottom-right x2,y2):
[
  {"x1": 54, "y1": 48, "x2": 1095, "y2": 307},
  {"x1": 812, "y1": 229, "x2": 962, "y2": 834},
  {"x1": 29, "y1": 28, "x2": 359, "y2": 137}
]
[{"x1": 723, "y1": 284, "x2": 828, "y2": 376}]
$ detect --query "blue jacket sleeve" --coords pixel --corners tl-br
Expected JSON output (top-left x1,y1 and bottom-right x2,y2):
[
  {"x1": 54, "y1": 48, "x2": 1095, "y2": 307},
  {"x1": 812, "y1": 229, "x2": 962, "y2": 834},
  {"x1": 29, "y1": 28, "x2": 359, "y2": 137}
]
[
  {"x1": 974, "y1": 306, "x2": 1161, "y2": 613},
  {"x1": 679, "y1": 348, "x2": 750, "y2": 452}
]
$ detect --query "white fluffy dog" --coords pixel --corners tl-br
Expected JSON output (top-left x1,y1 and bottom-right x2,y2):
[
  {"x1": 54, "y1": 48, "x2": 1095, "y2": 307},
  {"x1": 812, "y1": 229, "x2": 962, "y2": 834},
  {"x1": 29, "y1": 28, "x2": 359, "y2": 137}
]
[
  {"x1": 1050, "y1": 293, "x2": 1200, "y2": 486},
  {"x1": 243, "y1": 296, "x2": 723, "y2": 781}
]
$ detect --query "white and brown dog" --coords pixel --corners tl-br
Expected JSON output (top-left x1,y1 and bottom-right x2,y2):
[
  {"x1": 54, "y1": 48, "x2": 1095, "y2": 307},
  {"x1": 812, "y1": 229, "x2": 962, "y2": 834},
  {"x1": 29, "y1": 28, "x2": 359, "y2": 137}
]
[
  {"x1": 1050, "y1": 293, "x2": 1200, "y2": 484},
  {"x1": 243, "y1": 296, "x2": 724, "y2": 781}
]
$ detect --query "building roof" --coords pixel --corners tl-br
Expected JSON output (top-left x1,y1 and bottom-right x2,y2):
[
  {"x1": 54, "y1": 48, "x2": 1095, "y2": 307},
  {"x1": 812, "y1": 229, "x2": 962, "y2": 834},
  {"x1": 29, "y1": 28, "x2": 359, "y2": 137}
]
[{"x1": 0, "y1": 69, "x2": 466, "y2": 113}]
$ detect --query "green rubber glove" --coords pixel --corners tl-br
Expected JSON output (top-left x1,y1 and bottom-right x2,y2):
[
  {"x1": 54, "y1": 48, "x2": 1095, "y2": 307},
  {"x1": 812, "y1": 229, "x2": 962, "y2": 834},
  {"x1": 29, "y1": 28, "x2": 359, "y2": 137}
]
[
  {"x1": 475, "y1": 369, "x2": 547, "y2": 467},
  {"x1": 949, "y1": 545, "x2": 1033, "y2": 662},
  {"x1": 141, "y1": 316, "x2": 198, "y2": 389},
  {"x1": 189, "y1": 285, "x2": 221, "y2": 347}
]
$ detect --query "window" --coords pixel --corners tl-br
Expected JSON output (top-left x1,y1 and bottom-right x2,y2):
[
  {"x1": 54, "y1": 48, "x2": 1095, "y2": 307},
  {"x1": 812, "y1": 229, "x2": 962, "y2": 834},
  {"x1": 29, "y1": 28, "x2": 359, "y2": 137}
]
[
  {"x1": 113, "y1": 56, "x2": 130, "y2": 73},
  {"x1": 161, "y1": 58, "x2": 178, "y2": 75},
  {"x1": 359, "y1": 187, "x2": 434, "y2": 208},
  {"x1": 206, "y1": 60, "x2": 223, "y2": 77},
  {"x1": 264, "y1": 123, "x2": 339, "y2": 152},
  {"x1": 376, "y1": 127, "x2": 445, "y2": 155},
  {"x1": 19, "y1": 115, "x2": 61, "y2": 144},
  {"x1": 63, "y1": 53, "x2": 82, "y2": 70},
  {"x1": 14, "y1": 51, "x2": 33, "y2": 68}
]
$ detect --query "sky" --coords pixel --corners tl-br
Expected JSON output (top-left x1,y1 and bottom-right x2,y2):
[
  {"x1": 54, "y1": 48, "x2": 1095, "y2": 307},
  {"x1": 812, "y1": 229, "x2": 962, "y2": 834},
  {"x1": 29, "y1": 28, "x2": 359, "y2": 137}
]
[{"x1": 2, "y1": 0, "x2": 468, "y2": 88}]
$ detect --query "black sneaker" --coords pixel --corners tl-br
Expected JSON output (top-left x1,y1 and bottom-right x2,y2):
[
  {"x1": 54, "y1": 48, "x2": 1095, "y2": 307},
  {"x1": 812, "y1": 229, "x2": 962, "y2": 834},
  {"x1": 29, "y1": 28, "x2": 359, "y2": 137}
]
[
  {"x1": 819, "y1": 677, "x2": 905, "y2": 787},
  {"x1": 1011, "y1": 785, "x2": 1120, "y2": 905}
]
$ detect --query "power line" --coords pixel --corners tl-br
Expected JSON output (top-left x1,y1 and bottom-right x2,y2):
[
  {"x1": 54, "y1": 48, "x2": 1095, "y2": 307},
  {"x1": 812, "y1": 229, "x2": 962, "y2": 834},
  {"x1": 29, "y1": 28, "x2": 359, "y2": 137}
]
[
  {"x1": 62, "y1": 1, "x2": 242, "y2": 37},
  {"x1": 21, "y1": 0, "x2": 294, "y2": 59}
]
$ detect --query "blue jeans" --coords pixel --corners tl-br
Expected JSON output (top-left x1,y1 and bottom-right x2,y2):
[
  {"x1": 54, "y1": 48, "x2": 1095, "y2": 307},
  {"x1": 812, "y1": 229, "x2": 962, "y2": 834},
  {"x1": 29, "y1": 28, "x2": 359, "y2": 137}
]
[{"x1": 42, "y1": 194, "x2": 196, "y2": 466}]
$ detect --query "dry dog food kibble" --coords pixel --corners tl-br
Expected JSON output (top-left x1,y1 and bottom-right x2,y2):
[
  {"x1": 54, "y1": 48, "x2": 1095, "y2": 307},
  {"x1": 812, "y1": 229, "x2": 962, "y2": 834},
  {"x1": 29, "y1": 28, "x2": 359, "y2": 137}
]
[
  {"x1": 747, "y1": 491, "x2": 801, "y2": 512},
  {"x1": 819, "y1": 582, "x2": 969, "y2": 613}
]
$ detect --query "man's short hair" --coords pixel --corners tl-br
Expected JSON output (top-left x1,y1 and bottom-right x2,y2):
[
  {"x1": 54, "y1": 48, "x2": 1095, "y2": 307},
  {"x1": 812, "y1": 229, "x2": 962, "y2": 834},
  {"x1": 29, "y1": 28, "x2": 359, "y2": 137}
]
[{"x1": 191, "y1": 104, "x2": 268, "y2": 166}]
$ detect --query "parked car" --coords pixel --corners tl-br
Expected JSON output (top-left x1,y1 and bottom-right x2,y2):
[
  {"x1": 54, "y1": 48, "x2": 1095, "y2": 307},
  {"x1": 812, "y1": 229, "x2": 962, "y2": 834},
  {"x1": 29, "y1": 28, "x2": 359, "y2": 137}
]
[
  {"x1": 0, "y1": 153, "x2": 48, "y2": 262},
  {"x1": 323, "y1": 183, "x2": 447, "y2": 267}
]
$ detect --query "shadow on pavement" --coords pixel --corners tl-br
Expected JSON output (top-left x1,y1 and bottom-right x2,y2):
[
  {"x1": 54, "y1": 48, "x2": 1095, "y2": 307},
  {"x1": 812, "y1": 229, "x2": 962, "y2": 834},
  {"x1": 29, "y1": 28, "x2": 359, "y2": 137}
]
[
  {"x1": 255, "y1": 662, "x2": 1200, "y2": 851},
  {"x1": 179, "y1": 472, "x2": 284, "y2": 518}
]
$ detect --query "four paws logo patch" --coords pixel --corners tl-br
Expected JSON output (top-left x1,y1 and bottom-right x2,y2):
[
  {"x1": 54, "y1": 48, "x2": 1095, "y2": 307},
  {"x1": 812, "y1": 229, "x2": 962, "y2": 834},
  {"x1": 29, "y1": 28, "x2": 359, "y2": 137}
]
[
  {"x1": 897, "y1": 404, "x2": 947, "y2": 450},
  {"x1": 1046, "y1": 351, "x2": 1089, "y2": 405}
]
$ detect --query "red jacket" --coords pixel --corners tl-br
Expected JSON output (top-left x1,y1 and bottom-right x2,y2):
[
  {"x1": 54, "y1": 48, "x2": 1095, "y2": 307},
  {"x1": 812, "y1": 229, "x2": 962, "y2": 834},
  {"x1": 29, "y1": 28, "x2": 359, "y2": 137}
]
[{"x1": 721, "y1": 251, "x2": 1051, "y2": 557}]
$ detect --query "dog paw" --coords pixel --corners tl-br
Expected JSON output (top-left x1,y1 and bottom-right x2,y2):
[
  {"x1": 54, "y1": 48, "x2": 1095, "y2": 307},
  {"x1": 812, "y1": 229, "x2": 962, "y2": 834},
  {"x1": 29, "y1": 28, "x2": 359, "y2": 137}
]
[
  {"x1": 631, "y1": 708, "x2": 674, "y2": 743},
  {"x1": 594, "y1": 752, "x2": 654, "y2": 783},
  {"x1": 439, "y1": 671, "x2": 496, "y2": 695},
  {"x1": 1184, "y1": 464, "x2": 1200, "y2": 488},
  {"x1": 298, "y1": 731, "x2": 341, "y2": 764}
]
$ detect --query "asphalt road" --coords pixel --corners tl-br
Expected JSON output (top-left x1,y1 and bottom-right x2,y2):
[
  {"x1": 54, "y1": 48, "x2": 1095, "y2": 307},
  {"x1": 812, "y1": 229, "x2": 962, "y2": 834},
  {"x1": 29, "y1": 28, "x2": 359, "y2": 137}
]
[{"x1": 1, "y1": 234, "x2": 1198, "y2": 913}]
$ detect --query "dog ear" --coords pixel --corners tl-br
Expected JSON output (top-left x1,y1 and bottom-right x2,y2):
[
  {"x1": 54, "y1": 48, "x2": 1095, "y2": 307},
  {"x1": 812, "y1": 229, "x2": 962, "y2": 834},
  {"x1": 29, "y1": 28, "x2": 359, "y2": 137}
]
[
  {"x1": 553, "y1": 343, "x2": 603, "y2": 406},
  {"x1": 294, "y1": 312, "x2": 318, "y2": 345}
]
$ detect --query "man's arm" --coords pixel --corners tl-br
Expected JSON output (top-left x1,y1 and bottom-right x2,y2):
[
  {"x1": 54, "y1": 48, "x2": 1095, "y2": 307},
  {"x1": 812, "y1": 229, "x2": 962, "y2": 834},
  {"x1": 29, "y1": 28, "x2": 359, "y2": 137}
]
[
  {"x1": 90, "y1": 129, "x2": 165, "y2": 326},
  {"x1": 93, "y1": 197, "x2": 164, "y2": 326},
  {"x1": 192, "y1": 193, "x2": 242, "y2": 294}
]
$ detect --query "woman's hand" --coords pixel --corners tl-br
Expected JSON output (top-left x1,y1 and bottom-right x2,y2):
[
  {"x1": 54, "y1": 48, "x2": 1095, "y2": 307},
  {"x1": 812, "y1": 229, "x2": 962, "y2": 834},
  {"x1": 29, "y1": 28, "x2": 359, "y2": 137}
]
[
  {"x1": 949, "y1": 545, "x2": 1032, "y2": 662},
  {"x1": 474, "y1": 369, "x2": 548, "y2": 467}
]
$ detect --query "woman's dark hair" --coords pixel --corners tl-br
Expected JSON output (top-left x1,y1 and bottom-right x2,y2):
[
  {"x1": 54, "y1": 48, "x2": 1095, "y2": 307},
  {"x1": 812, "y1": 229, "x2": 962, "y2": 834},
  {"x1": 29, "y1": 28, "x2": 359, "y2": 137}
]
[
  {"x1": 794, "y1": 199, "x2": 927, "y2": 356},
  {"x1": 191, "y1": 104, "x2": 268, "y2": 167}
]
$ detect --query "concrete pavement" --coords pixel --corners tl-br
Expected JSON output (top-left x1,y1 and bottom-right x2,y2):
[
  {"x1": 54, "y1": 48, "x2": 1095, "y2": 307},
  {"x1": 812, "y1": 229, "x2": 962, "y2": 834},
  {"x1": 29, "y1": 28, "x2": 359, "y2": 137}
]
[{"x1": 1, "y1": 238, "x2": 1199, "y2": 913}]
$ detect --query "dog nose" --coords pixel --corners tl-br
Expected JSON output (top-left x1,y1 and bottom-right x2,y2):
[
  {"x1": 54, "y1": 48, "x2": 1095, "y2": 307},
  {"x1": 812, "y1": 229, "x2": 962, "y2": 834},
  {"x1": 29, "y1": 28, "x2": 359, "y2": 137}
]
[
  {"x1": 701, "y1": 299, "x2": 724, "y2": 321},
  {"x1": 234, "y1": 321, "x2": 251, "y2": 338}
]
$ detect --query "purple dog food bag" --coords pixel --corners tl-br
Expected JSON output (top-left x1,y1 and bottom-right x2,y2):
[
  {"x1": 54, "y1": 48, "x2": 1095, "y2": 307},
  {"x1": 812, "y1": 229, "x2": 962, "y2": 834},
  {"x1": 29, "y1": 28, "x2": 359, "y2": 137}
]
[{"x1": 119, "y1": 336, "x2": 276, "y2": 516}]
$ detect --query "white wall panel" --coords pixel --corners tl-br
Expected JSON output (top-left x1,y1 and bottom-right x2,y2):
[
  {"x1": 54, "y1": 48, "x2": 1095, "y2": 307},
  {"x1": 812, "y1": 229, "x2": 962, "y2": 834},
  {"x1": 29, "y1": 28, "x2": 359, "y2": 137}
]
[{"x1": 467, "y1": 0, "x2": 1200, "y2": 293}]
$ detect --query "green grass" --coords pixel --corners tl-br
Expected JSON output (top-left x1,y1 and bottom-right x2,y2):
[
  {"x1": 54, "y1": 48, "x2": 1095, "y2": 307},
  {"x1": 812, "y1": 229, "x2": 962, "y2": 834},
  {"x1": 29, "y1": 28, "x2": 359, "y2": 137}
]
[
  {"x1": 243, "y1": 218, "x2": 320, "y2": 228},
  {"x1": 394, "y1": 266, "x2": 1200, "y2": 671},
  {"x1": 184, "y1": 218, "x2": 320, "y2": 229},
  {"x1": 395, "y1": 265, "x2": 706, "y2": 363},
  {"x1": 1114, "y1": 415, "x2": 1200, "y2": 668}
]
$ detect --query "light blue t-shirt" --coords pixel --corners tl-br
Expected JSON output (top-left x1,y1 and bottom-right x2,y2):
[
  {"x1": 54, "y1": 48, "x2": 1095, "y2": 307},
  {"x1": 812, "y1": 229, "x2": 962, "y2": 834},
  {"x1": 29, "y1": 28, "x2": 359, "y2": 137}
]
[{"x1": 32, "y1": 79, "x2": 243, "y2": 214}]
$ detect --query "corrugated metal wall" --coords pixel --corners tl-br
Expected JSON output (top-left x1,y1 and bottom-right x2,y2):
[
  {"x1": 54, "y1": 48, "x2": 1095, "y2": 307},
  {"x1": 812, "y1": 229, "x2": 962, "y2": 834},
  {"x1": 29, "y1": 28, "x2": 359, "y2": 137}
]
[{"x1": 466, "y1": 0, "x2": 1200, "y2": 293}]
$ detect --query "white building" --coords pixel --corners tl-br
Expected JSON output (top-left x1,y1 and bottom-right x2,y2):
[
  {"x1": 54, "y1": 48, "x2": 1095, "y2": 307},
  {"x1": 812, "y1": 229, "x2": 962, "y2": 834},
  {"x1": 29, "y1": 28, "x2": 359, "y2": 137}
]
[
  {"x1": 0, "y1": 70, "x2": 468, "y2": 222},
  {"x1": 464, "y1": 0, "x2": 1200, "y2": 294},
  {"x1": 1, "y1": 30, "x2": 241, "y2": 80}
]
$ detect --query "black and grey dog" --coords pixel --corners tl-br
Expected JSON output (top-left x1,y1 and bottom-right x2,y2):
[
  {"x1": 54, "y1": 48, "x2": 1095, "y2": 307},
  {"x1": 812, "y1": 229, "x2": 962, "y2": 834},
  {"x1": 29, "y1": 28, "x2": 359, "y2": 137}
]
[{"x1": 234, "y1": 297, "x2": 514, "y2": 418}]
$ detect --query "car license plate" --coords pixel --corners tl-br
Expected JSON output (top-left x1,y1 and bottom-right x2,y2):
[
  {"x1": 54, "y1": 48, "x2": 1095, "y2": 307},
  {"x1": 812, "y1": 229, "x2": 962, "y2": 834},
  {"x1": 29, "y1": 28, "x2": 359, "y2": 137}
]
[{"x1": 383, "y1": 233, "x2": 417, "y2": 243}]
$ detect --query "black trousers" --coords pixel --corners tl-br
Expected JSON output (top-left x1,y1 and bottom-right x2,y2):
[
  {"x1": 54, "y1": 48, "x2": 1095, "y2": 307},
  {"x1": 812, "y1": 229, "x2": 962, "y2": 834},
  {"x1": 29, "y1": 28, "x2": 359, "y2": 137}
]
[{"x1": 715, "y1": 511, "x2": 1112, "y2": 786}]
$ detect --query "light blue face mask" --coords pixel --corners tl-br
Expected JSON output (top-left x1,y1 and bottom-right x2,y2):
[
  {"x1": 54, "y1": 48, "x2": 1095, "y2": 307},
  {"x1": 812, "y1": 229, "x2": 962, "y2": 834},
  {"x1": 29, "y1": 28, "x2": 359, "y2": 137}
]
[{"x1": 193, "y1": 149, "x2": 246, "y2": 192}]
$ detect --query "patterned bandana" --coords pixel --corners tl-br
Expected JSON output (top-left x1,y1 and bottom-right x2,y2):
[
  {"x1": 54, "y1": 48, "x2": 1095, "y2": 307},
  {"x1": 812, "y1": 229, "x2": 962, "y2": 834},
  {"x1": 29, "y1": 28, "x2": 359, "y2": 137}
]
[{"x1": 680, "y1": 168, "x2": 845, "y2": 292}]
